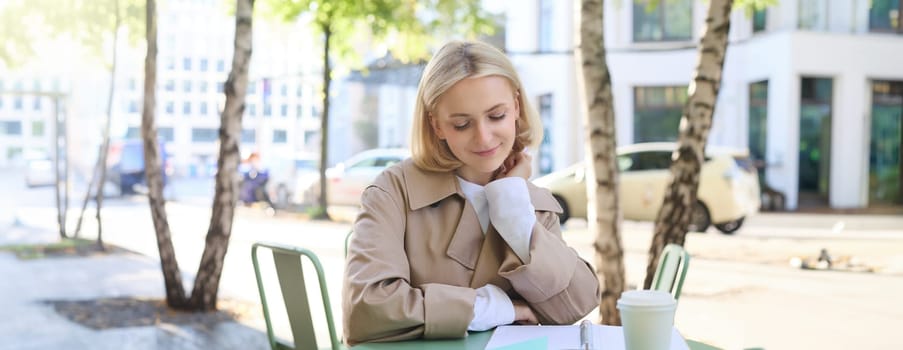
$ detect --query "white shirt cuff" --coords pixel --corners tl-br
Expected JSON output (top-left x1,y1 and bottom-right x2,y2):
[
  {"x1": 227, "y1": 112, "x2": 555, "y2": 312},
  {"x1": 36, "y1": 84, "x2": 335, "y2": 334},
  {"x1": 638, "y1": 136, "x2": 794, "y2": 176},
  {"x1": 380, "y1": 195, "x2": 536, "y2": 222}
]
[
  {"x1": 485, "y1": 177, "x2": 536, "y2": 263},
  {"x1": 468, "y1": 284, "x2": 515, "y2": 331}
]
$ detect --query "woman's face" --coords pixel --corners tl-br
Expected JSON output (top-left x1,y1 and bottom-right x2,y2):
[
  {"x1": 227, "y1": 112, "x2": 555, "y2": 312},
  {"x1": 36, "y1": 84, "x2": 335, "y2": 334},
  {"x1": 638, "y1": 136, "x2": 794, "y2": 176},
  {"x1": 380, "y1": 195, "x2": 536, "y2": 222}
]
[{"x1": 431, "y1": 75, "x2": 519, "y2": 185}]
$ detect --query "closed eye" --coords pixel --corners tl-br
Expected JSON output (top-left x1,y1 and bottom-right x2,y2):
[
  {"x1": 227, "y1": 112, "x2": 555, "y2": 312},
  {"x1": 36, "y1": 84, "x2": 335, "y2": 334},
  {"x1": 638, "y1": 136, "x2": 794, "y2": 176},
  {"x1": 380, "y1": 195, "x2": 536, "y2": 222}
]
[
  {"x1": 489, "y1": 113, "x2": 506, "y2": 121},
  {"x1": 453, "y1": 121, "x2": 470, "y2": 130}
]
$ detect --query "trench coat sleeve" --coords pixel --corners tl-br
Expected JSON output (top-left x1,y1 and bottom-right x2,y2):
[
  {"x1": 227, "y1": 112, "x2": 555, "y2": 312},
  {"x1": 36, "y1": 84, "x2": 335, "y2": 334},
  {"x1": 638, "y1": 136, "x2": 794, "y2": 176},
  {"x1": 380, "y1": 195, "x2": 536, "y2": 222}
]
[
  {"x1": 343, "y1": 184, "x2": 476, "y2": 345},
  {"x1": 498, "y1": 210, "x2": 600, "y2": 325}
]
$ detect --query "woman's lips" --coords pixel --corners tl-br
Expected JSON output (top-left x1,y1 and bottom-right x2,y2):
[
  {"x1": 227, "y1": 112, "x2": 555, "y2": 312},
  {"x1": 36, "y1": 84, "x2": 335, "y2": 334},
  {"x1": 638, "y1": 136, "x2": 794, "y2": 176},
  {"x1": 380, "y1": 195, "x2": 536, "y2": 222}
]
[{"x1": 474, "y1": 145, "x2": 499, "y2": 157}]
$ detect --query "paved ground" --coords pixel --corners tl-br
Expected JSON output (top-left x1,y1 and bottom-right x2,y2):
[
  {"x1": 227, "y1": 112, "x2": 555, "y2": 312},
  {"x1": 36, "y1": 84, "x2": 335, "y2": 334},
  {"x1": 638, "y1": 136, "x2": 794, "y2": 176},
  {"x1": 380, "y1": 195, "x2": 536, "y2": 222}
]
[{"x1": 0, "y1": 222, "x2": 269, "y2": 350}]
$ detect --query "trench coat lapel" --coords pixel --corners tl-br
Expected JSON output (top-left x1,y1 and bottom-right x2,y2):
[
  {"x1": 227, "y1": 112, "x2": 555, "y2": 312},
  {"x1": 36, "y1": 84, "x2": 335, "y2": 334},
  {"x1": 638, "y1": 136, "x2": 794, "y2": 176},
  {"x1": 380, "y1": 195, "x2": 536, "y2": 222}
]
[
  {"x1": 445, "y1": 198, "x2": 483, "y2": 270},
  {"x1": 469, "y1": 226, "x2": 512, "y2": 290}
]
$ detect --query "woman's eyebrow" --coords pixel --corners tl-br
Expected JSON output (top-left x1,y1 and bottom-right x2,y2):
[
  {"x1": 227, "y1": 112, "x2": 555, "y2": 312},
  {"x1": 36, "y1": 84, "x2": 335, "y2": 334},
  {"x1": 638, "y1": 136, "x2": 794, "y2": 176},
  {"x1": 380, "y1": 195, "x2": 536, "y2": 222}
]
[{"x1": 448, "y1": 103, "x2": 506, "y2": 118}]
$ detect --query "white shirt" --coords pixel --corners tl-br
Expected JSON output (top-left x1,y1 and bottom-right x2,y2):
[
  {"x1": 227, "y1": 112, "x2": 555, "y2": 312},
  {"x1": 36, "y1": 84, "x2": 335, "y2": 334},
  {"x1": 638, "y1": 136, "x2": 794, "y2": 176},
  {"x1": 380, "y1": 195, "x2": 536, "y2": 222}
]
[{"x1": 457, "y1": 176, "x2": 537, "y2": 331}]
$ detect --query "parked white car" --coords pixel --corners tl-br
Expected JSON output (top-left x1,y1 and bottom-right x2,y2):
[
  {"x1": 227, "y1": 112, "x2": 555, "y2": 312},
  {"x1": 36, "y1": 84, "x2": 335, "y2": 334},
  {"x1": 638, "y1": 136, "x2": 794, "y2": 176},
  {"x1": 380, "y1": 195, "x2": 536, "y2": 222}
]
[
  {"x1": 309, "y1": 148, "x2": 410, "y2": 220},
  {"x1": 266, "y1": 152, "x2": 319, "y2": 208},
  {"x1": 532, "y1": 142, "x2": 760, "y2": 234}
]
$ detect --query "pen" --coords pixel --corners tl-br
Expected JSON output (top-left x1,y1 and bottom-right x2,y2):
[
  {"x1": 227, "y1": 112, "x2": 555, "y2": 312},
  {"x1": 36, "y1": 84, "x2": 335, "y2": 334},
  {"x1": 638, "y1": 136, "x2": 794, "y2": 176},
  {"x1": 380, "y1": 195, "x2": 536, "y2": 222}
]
[{"x1": 580, "y1": 319, "x2": 592, "y2": 350}]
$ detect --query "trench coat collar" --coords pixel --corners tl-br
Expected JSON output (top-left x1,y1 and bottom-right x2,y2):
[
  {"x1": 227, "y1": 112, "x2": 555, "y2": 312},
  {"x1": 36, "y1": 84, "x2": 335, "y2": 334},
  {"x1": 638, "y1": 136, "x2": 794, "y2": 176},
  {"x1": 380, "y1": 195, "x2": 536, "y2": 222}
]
[{"x1": 400, "y1": 159, "x2": 563, "y2": 213}]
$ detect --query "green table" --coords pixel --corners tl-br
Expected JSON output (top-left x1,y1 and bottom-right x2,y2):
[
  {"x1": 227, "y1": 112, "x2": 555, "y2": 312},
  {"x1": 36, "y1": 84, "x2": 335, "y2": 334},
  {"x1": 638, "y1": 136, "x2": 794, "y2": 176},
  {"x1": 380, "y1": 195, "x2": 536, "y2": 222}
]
[{"x1": 349, "y1": 330, "x2": 721, "y2": 349}]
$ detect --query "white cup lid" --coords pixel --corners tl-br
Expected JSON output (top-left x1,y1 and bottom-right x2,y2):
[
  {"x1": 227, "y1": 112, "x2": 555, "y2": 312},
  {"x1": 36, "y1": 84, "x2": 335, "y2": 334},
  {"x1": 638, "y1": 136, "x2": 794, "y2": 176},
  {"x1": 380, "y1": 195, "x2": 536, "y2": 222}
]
[{"x1": 617, "y1": 290, "x2": 675, "y2": 307}]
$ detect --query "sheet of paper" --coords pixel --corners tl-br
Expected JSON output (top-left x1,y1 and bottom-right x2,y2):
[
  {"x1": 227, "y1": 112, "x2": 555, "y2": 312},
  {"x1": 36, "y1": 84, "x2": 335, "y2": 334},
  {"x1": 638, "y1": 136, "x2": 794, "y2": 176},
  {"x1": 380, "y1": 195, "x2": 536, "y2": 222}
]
[{"x1": 486, "y1": 324, "x2": 689, "y2": 350}]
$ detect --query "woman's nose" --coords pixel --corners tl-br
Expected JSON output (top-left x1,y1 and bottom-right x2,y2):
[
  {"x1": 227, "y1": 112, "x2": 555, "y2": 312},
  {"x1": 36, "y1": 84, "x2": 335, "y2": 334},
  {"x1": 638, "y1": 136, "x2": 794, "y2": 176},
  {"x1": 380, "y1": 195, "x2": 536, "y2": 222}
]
[{"x1": 474, "y1": 122, "x2": 493, "y2": 144}]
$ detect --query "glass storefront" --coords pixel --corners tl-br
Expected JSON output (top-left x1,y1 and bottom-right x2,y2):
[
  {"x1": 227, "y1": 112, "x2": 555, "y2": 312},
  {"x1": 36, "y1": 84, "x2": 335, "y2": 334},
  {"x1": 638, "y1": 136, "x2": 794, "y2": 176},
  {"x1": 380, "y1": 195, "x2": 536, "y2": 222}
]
[
  {"x1": 798, "y1": 77, "x2": 832, "y2": 204},
  {"x1": 869, "y1": 80, "x2": 903, "y2": 205}
]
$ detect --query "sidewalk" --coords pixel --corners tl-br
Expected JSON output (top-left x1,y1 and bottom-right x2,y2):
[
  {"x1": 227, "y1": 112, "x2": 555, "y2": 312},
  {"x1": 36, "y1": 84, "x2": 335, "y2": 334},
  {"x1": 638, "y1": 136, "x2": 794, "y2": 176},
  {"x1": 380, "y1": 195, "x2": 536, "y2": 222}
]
[{"x1": 0, "y1": 222, "x2": 268, "y2": 350}]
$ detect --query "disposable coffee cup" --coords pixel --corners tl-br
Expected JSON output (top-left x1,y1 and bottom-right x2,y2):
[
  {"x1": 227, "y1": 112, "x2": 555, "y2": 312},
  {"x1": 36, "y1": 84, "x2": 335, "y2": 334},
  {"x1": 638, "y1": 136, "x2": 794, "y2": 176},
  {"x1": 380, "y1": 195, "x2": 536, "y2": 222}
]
[{"x1": 617, "y1": 290, "x2": 677, "y2": 350}]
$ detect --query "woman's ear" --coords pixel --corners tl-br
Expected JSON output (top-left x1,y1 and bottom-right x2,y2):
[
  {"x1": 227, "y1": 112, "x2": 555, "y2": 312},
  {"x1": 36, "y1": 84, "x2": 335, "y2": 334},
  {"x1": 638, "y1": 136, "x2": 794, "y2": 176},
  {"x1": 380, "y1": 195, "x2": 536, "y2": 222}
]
[{"x1": 429, "y1": 114, "x2": 445, "y2": 140}]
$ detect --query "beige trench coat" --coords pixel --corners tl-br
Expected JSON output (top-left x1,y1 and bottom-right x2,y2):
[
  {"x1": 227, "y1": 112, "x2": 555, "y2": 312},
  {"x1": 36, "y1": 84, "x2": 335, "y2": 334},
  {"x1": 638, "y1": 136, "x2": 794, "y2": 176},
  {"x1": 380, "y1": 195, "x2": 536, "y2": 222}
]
[{"x1": 343, "y1": 159, "x2": 600, "y2": 345}]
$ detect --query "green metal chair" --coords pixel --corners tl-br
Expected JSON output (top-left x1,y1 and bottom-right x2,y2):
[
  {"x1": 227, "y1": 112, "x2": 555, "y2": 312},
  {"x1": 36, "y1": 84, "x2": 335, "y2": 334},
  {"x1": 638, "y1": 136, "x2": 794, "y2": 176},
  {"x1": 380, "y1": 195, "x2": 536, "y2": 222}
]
[
  {"x1": 252, "y1": 242, "x2": 343, "y2": 350},
  {"x1": 651, "y1": 243, "x2": 691, "y2": 301},
  {"x1": 343, "y1": 230, "x2": 353, "y2": 258}
]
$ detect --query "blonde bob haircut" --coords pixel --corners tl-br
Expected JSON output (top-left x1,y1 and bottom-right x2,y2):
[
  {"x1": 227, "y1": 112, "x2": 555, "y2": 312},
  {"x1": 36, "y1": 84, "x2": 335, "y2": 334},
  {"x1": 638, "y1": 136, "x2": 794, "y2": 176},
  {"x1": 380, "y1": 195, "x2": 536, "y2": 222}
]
[{"x1": 411, "y1": 40, "x2": 543, "y2": 172}]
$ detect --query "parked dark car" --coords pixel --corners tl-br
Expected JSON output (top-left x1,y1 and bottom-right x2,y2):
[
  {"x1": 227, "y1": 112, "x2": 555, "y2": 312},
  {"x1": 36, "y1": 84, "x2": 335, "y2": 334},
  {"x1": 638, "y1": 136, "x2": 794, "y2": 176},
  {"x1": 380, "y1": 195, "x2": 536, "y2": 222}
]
[{"x1": 107, "y1": 139, "x2": 172, "y2": 196}]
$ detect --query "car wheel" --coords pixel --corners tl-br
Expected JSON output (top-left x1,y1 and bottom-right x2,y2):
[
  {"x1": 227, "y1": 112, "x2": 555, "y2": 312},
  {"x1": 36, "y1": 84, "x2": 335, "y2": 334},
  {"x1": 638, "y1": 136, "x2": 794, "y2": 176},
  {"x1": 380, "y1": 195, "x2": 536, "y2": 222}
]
[
  {"x1": 715, "y1": 217, "x2": 744, "y2": 235},
  {"x1": 687, "y1": 201, "x2": 711, "y2": 233},
  {"x1": 553, "y1": 195, "x2": 570, "y2": 225}
]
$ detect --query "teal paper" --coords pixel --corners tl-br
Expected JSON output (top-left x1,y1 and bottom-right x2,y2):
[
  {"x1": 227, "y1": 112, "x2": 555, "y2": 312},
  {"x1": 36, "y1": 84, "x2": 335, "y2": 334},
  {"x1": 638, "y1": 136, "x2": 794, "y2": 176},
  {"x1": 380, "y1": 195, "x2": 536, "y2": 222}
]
[{"x1": 493, "y1": 336, "x2": 548, "y2": 350}]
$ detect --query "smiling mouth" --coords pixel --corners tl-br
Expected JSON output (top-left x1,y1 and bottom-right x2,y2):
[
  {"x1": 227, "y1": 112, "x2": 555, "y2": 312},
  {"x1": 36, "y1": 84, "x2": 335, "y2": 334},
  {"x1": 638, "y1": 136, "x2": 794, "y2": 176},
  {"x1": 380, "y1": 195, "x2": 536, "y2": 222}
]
[{"x1": 474, "y1": 145, "x2": 500, "y2": 157}]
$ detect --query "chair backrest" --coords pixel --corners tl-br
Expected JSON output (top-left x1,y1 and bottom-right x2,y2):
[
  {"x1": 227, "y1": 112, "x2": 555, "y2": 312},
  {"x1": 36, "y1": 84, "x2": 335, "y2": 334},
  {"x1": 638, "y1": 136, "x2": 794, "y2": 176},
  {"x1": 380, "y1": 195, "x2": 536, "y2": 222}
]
[
  {"x1": 343, "y1": 230, "x2": 353, "y2": 258},
  {"x1": 252, "y1": 242, "x2": 342, "y2": 350},
  {"x1": 651, "y1": 243, "x2": 691, "y2": 301}
]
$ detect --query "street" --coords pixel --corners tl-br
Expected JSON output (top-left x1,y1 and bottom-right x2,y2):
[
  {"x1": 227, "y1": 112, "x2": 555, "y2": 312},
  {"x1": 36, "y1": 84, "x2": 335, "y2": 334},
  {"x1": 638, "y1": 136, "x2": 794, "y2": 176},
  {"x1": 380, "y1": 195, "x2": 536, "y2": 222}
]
[{"x1": 2, "y1": 168, "x2": 902, "y2": 350}]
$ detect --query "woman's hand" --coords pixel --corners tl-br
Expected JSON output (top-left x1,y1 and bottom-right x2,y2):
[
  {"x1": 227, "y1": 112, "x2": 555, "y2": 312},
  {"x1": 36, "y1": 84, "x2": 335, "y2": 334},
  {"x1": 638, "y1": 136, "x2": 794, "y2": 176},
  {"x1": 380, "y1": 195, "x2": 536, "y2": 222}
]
[
  {"x1": 494, "y1": 151, "x2": 532, "y2": 181},
  {"x1": 512, "y1": 300, "x2": 539, "y2": 325}
]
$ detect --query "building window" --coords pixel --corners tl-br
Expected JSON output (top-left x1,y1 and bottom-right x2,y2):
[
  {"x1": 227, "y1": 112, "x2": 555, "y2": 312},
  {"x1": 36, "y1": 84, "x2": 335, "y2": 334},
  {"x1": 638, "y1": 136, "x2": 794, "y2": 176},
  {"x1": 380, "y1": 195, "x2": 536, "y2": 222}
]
[
  {"x1": 248, "y1": 81, "x2": 256, "y2": 94},
  {"x1": 165, "y1": 101, "x2": 174, "y2": 114},
  {"x1": 633, "y1": 0, "x2": 692, "y2": 42},
  {"x1": 1, "y1": 121, "x2": 22, "y2": 135},
  {"x1": 128, "y1": 100, "x2": 138, "y2": 113},
  {"x1": 748, "y1": 80, "x2": 768, "y2": 181},
  {"x1": 165, "y1": 56, "x2": 175, "y2": 70},
  {"x1": 798, "y1": 0, "x2": 828, "y2": 30},
  {"x1": 248, "y1": 103, "x2": 256, "y2": 116},
  {"x1": 272, "y1": 129, "x2": 287, "y2": 143},
  {"x1": 14, "y1": 97, "x2": 22, "y2": 110},
  {"x1": 129, "y1": 78, "x2": 137, "y2": 91},
  {"x1": 216, "y1": 59, "x2": 225, "y2": 72},
  {"x1": 537, "y1": 94, "x2": 554, "y2": 175},
  {"x1": 158, "y1": 127, "x2": 175, "y2": 142},
  {"x1": 869, "y1": 0, "x2": 902, "y2": 33},
  {"x1": 182, "y1": 57, "x2": 192, "y2": 71},
  {"x1": 538, "y1": 0, "x2": 553, "y2": 51},
  {"x1": 296, "y1": 104, "x2": 303, "y2": 118},
  {"x1": 280, "y1": 104, "x2": 288, "y2": 117},
  {"x1": 798, "y1": 77, "x2": 833, "y2": 198},
  {"x1": 634, "y1": 86, "x2": 688, "y2": 142},
  {"x1": 200, "y1": 81, "x2": 208, "y2": 93},
  {"x1": 199, "y1": 58, "x2": 208, "y2": 71},
  {"x1": 263, "y1": 104, "x2": 272, "y2": 117},
  {"x1": 868, "y1": 80, "x2": 903, "y2": 204},
  {"x1": 32, "y1": 120, "x2": 44, "y2": 137},
  {"x1": 183, "y1": 102, "x2": 191, "y2": 115},
  {"x1": 752, "y1": 8, "x2": 767, "y2": 33},
  {"x1": 241, "y1": 129, "x2": 255, "y2": 143},
  {"x1": 125, "y1": 127, "x2": 140, "y2": 138},
  {"x1": 165, "y1": 79, "x2": 175, "y2": 92},
  {"x1": 192, "y1": 128, "x2": 218, "y2": 142},
  {"x1": 296, "y1": 85, "x2": 303, "y2": 97},
  {"x1": 280, "y1": 84, "x2": 288, "y2": 97},
  {"x1": 199, "y1": 102, "x2": 208, "y2": 115},
  {"x1": 217, "y1": 82, "x2": 225, "y2": 93},
  {"x1": 183, "y1": 80, "x2": 192, "y2": 93},
  {"x1": 33, "y1": 97, "x2": 41, "y2": 110}
]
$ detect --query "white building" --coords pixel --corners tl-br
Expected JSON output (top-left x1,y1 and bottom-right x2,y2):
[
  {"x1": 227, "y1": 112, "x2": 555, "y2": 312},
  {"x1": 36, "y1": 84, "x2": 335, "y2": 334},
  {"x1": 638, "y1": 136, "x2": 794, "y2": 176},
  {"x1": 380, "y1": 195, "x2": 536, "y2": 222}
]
[
  {"x1": 0, "y1": 0, "x2": 323, "y2": 177},
  {"x1": 504, "y1": 0, "x2": 903, "y2": 210}
]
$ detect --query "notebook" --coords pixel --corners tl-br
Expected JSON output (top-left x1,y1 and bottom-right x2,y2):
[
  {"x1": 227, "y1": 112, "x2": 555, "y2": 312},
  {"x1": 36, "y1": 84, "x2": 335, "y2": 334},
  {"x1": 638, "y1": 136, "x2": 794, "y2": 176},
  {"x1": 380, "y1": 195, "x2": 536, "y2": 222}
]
[{"x1": 485, "y1": 324, "x2": 689, "y2": 350}]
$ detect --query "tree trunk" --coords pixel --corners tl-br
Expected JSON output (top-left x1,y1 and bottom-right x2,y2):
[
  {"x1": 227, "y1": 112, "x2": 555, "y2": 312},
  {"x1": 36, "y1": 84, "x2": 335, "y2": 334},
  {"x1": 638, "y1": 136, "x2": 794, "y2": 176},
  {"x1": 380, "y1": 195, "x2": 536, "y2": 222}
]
[
  {"x1": 577, "y1": 0, "x2": 625, "y2": 325},
  {"x1": 73, "y1": 153, "x2": 101, "y2": 238},
  {"x1": 315, "y1": 22, "x2": 332, "y2": 220},
  {"x1": 53, "y1": 97, "x2": 67, "y2": 239},
  {"x1": 94, "y1": 0, "x2": 121, "y2": 251},
  {"x1": 143, "y1": 0, "x2": 188, "y2": 308},
  {"x1": 644, "y1": 0, "x2": 734, "y2": 289},
  {"x1": 187, "y1": 0, "x2": 254, "y2": 311}
]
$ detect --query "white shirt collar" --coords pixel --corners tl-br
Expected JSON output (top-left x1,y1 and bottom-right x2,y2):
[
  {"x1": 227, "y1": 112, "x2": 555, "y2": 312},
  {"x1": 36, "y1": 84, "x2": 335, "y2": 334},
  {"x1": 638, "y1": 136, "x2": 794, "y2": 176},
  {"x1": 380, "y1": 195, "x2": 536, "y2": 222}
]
[{"x1": 457, "y1": 176, "x2": 490, "y2": 234}]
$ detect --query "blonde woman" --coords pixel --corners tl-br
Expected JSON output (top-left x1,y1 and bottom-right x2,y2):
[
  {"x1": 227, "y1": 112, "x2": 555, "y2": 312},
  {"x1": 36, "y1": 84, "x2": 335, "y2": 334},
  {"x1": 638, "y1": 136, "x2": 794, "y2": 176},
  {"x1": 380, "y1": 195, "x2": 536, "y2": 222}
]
[{"x1": 343, "y1": 40, "x2": 600, "y2": 345}]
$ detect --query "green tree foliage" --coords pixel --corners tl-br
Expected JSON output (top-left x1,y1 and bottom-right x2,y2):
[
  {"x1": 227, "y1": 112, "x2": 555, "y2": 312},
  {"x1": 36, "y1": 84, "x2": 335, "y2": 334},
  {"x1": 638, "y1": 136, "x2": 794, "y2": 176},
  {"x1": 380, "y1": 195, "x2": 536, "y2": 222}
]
[{"x1": 0, "y1": 0, "x2": 145, "y2": 68}]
